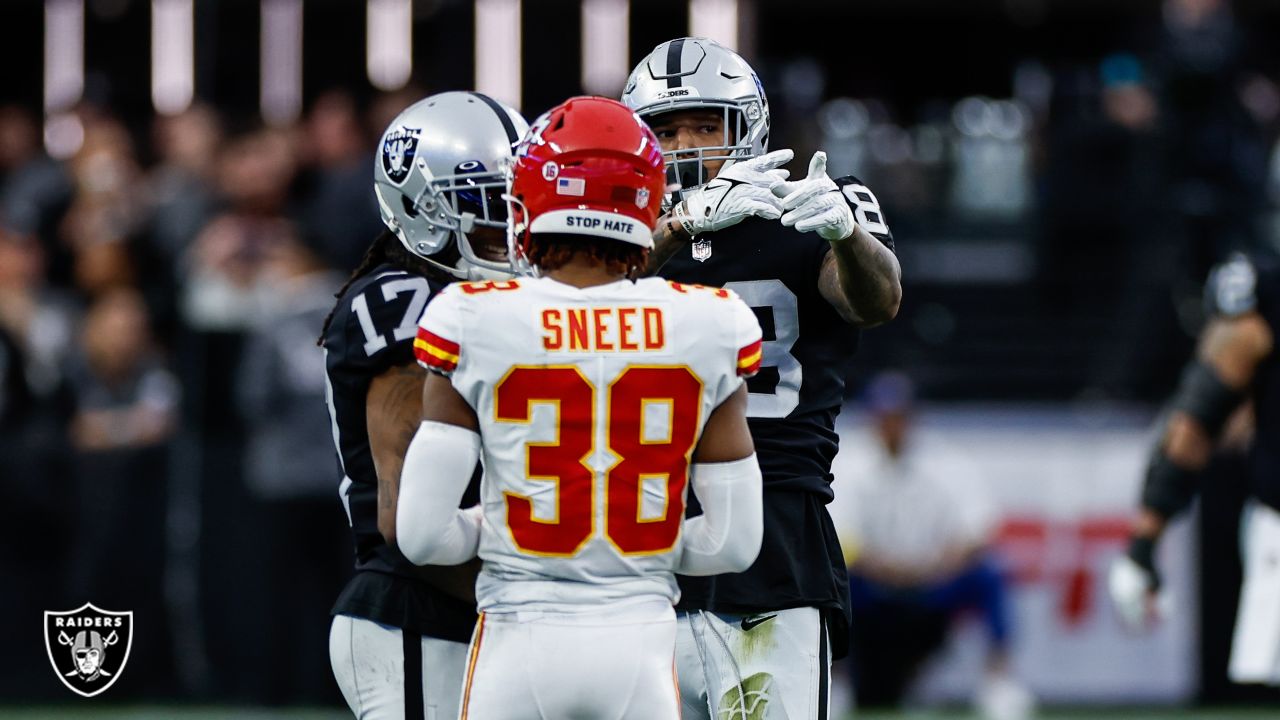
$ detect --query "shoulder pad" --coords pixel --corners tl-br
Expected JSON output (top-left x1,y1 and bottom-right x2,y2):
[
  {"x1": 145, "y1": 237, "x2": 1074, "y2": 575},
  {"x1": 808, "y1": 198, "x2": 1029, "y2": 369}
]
[{"x1": 1205, "y1": 253, "x2": 1258, "y2": 318}]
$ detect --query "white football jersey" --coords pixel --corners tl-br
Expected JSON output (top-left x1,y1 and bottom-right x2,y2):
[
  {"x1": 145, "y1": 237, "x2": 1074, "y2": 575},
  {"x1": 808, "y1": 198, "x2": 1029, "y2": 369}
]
[{"x1": 414, "y1": 276, "x2": 762, "y2": 613}]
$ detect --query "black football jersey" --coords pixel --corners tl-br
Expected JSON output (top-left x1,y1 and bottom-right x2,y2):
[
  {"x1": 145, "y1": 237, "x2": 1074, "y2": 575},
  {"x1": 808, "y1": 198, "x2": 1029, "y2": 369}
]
[
  {"x1": 323, "y1": 262, "x2": 478, "y2": 640},
  {"x1": 1206, "y1": 252, "x2": 1280, "y2": 511},
  {"x1": 659, "y1": 175, "x2": 895, "y2": 657}
]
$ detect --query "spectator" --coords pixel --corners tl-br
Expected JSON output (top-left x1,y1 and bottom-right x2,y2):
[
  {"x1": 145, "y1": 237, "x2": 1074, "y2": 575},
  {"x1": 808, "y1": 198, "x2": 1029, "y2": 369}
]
[
  {"x1": 0, "y1": 105, "x2": 73, "y2": 274},
  {"x1": 296, "y1": 90, "x2": 382, "y2": 270},
  {"x1": 234, "y1": 229, "x2": 347, "y2": 704},
  {"x1": 140, "y1": 106, "x2": 224, "y2": 339},
  {"x1": 833, "y1": 373, "x2": 1033, "y2": 720},
  {"x1": 1146, "y1": 0, "x2": 1271, "y2": 277},
  {"x1": 65, "y1": 287, "x2": 178, "y2": 697},
  {"x1": 181, "y1": 127, "x2": 298, "y2": 331},
  {"x1": 60, "y1": 117, "x2": 146, "y2": 296},
  {"x1": 145, "y1": 105, "x2": 223, "y2": 267},
  {"x1": 0, "y1": 219, "x2": 77, "y2": 700},
  {"x1": 0, "y1": 223, "x2": 77, "y2": 396}
]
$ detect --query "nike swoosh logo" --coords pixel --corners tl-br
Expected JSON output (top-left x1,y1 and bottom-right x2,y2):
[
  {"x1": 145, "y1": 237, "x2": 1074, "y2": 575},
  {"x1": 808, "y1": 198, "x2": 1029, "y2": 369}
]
[{"x1": 740, "y1": 614, "x2": 777, "y2": 632}]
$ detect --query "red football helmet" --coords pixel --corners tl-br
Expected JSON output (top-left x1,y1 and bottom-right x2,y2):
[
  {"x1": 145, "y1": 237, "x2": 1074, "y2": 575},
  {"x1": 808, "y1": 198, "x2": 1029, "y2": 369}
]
[{"x1": 506, "y1": 96, "x2": 667, "y2": 273}]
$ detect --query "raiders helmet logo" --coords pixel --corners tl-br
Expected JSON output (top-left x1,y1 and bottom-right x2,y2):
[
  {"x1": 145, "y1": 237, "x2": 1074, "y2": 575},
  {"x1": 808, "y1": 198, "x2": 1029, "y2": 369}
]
[
  {"x1": 44, "y1": 603, "x2": 133, "y2": 697},
  {"x1": 381, "y1": 126, "x2": 422, "y2": 186}
]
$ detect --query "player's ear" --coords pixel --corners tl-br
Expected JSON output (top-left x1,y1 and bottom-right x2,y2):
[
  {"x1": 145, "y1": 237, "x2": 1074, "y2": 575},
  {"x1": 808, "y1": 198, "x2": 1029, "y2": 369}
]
[{"x1": 628, "y1": 249, "x2": 650, "y2": 282}]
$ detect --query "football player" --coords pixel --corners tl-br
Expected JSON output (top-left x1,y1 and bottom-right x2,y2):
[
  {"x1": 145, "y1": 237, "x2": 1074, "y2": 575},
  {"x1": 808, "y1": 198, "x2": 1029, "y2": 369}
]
[
  {"x1": 1110, "y1": 252, "x2": 1280, "y2": 685},
  {"x1": 395, "y1": 96, "x2": 765, "y2": 719},
  {"x1": 621, "y1": 37, "x2": 903, "y2": 719},
  {"x1": 319, "y1": 91, "x2": 527, "y2": 720}
]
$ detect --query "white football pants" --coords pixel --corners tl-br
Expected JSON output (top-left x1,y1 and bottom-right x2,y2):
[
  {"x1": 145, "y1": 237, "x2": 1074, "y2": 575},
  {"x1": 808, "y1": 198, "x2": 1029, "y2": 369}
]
[
  {"x1": 330, "y1": 614, "x2": 469, "y2": 720},
  {"x1": 1230, "y1": 501, "x2": 1280, "y2": 685},
  {"x1": 676, "y1": 606, "x2": 831, "y2": 720},
  {"x1": 459, "y1": 599, "x2": 679, "y2": 719}
]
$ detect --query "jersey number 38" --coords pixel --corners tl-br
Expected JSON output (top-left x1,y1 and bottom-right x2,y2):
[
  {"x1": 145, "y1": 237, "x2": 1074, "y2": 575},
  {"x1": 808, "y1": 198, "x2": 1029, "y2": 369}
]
[{"x1": 495, "y1": 365, "x2": 702, "y2": 557}]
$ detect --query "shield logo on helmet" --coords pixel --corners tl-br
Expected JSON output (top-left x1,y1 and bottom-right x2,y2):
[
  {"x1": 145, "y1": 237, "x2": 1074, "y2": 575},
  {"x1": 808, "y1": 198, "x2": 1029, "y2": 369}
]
[
  {"x1": 635, "y1": 187, "x2": 650, "y2": 209},
  {"x1": 44, "y1": 603, "x2": 133, "y2": 697},
  {"x1": 381, "y1": 127, "x2": 422, "y2": 186}
]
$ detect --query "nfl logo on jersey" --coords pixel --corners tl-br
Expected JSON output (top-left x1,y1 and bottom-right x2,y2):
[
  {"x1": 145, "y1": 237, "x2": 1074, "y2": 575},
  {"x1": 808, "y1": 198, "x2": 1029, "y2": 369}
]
[{"x1": 692, "y1": 238, "x2": 712, "y2": 262}]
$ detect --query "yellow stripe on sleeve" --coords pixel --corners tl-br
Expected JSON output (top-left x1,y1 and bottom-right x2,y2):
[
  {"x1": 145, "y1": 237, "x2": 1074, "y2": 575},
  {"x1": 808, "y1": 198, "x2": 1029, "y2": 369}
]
[{"x1": 413, "y1": 337, "x2": 460, "y2": 365}]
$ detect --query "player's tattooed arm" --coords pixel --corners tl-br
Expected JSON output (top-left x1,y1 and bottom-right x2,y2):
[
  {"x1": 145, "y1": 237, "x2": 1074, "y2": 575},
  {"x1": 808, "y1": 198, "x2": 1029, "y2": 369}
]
[
  {"x1": 643, "y1": 213, "x2": 693, "y2": 275},
  {"x1": 367, "y1": 363, "x2": 429, "y2": 545},
  {"x1": 819, "y1": 225, "x2": 902, "y2": 327},
  {"x1": 1135, "y1": 311, "x2": 1272, "y2": 538},
  {"x1": 368, "y1": 363, "x2": 482, "y2": 600}
]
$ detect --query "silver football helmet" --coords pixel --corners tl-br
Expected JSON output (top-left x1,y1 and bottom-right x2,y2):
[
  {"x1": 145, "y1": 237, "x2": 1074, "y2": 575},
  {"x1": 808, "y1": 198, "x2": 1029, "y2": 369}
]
[
  {"x1": 374, "y1": 91, "x2": 529, "y2": 279},
  {"x1": 621, "y1": 37, "x2": 770, "y2": 193}
]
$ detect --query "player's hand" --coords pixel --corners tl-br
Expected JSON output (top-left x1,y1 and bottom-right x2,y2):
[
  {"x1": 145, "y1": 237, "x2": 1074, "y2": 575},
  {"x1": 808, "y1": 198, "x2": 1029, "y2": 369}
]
[
  {"x1": 1108, "y1": 536, "x2": 1169, "y2": 631},
  {"x1": 672, "y1": 149, "x2": 792, "y2": 236},
  {"x1": 772, "y1": 151, "x2": 856, "y2": 242}
]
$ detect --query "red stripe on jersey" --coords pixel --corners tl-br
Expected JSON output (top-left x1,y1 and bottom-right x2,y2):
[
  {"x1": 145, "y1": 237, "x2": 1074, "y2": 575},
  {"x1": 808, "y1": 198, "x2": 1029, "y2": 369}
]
[
  {"x1": 415, "y1": 348, "x2": 458, "y2": 373},
  {"x1": 416, "y1": 327, "x2": 460, "y2": 356},
  {"x1": 737, "y1": 339, "x2": 762, "y2": 377}
]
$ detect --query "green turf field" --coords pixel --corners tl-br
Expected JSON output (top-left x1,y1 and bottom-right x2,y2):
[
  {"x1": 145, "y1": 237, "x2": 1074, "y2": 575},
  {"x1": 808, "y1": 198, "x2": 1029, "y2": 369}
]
[{"x1": 2, "y1": 709, "x2": 1279, "y2": 720}]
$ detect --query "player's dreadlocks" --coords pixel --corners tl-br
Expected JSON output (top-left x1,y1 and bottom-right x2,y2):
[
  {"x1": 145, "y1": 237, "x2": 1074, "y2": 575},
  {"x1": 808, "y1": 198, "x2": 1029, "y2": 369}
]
[
  {"x1": 317, "y1": 229, "x2": 442, "y2": 345},
  {"x1": 528, "y1": 233, "x2": 647, "y2": 279}
]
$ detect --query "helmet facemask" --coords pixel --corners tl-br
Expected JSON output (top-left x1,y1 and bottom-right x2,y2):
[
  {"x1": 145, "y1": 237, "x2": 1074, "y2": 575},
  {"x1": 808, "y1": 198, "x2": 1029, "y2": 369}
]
[
  {"x1": 380, "y1": 162, "x2": 513, "y2": 280},
  {"x1": 644, "y1": 98, "x2": 767, "y2": 201},
  {"x1": 500, "y1": 189, "x2": 537, "y2": 278}
]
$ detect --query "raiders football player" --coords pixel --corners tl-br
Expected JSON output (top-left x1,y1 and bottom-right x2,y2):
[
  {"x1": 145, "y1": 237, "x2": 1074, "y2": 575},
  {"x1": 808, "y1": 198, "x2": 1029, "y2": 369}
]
[
  {"x1": 319, "y1": 91, "x2": 526, "y2": 720},
  {"x1": 1111, "y1": 252, "x2": 1280, "y2": 685},
  {"x1": 622, "y1": 37, "x2": 902, "y2": 720}
]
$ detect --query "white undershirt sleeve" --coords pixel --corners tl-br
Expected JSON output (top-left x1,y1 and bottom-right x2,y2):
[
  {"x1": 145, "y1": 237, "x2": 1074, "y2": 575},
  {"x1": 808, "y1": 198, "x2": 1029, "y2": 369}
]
[
  {"x1": 396, "y1": 421, "x2": 483, "y2": 566},
  {"x1": 676, "y1": 454, "x2": 764, "y2": 576}
]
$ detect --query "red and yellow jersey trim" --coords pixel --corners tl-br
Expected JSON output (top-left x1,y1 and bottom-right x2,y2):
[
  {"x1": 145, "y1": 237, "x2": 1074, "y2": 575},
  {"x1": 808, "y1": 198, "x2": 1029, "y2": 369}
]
[
  {"x1": 414, "y1": 327, "x2": 460, "y2": 373},
  {"x1": 459, "y1": 612, "x2": 486, "y2": 720},
  {"x1": 737, "y1": 339, "x2": 762, "y2": 377}
]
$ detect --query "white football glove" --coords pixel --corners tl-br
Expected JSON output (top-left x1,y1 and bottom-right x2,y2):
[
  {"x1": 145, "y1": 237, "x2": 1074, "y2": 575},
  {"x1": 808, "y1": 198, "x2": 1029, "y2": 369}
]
[
  {"x1": 772, "y1": 151, "x2": 856, "y2": 241},
  {"x1": 1108, "y1": 552, "x2": 1171, "y2": 631},
  {"x1": 672, "y1": 149, "x2": 792, "y2": 236}
]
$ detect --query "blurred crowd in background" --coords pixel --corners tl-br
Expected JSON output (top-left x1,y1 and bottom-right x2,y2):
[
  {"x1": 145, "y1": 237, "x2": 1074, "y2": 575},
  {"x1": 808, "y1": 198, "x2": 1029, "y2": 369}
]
[{"x1": 3, "y1": 0, "x2": 1280, "y2": 708}]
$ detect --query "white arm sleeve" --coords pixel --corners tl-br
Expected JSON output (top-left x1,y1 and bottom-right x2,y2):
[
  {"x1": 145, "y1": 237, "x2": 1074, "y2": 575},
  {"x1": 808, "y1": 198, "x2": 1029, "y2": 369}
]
[
  {"x1": 396, "y1": 421, "x2": 483, "y2": 566},
  {"x1": 676, "y1": 454, "x2": 763, "y2": 576}
]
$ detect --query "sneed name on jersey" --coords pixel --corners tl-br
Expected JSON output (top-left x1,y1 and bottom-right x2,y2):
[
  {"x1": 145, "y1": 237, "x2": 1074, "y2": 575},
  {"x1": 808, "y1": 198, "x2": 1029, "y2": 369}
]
[{"x1": 540, "y1": 306, "x2": 666, "y2": 353}]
